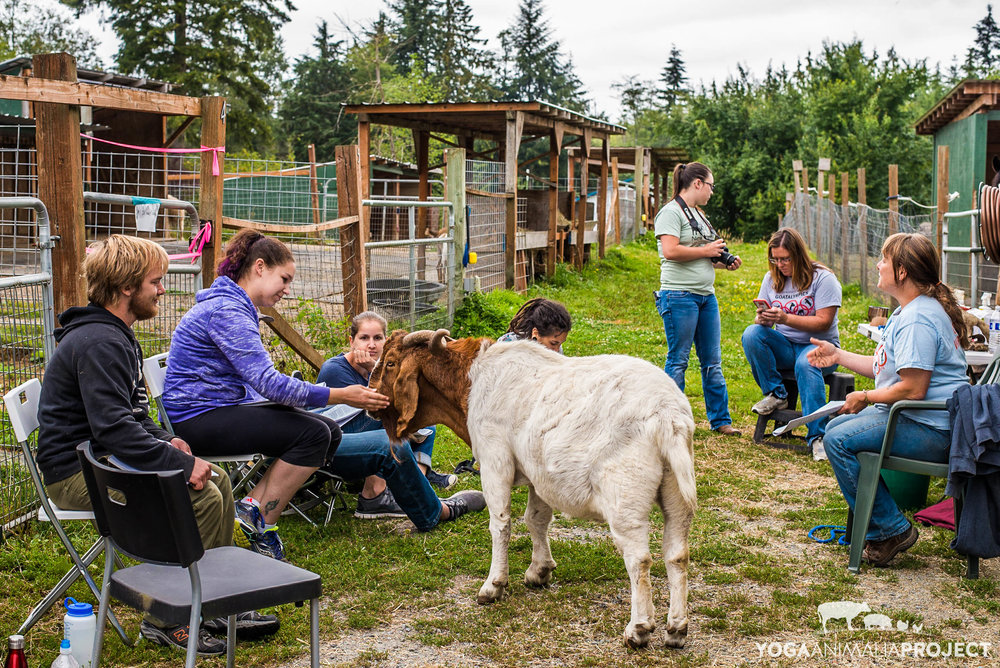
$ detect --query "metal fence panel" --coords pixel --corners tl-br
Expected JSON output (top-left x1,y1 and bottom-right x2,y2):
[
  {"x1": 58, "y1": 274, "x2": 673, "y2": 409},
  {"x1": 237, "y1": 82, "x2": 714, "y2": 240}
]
[{"x1": 466, "y1": 160, "x2": 506, "y2": 292}]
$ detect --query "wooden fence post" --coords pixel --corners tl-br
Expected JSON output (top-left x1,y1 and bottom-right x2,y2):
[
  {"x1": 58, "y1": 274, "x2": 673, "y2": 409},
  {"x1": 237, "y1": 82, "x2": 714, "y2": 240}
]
[
  {"x1": 936, "y1": 145, "x2": 950, "y2": 255},
  {"x1": 575, "y1": 130, "x2": 591, "y2": 268},
  {"x1": 198, "y1": 96, "x2": 226, "y2": 288},
  {"x1": 611, "y1": 157, "x2": 621, "y2": 245},
  {"x1": 827, "y1": 173, "x2": 835, "y2": 267},
  {"x1": 858, "y1": 168, "x2": 868, "y2": 294},
  {"x1": 633, "y1": 146, "x2": 643, "y2": 240},
  {"x1": 444, "y1": 148, "x2": 466, "y2": 305},
  {"x1": 547, "y1": 127, "x2": 561, "y2": 275},
  {"x1": 888, "y1": 164, "x2": 899, "y2": 236},
  {"x1": 598, "y1": 138, "x2": 608, "y2": 258},
  {"x1": 840, "y1": 172, "x2": 849, "y2": 281},
  {"x1": 504, "y1": 112, "x2": 523, "y2": 288},
  {"x1": 802, "y1": 168, "x2": 811, "y2": 247},
  {"x1": 34, "y1": 53, "x2": 86, "y2": 318},
  {"x1": 336, "y1": 144, "x2": 367, "y2": 319}
]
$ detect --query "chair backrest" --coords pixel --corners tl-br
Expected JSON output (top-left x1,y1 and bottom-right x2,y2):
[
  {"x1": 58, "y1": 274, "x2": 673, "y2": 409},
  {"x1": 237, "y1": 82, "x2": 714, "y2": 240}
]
[
  {"x1": 142, "y1": 353, "x2": 172, "y2": 432},
  {"x1": 76, "y1": 441, "x2": 204, "y2": 567},
  {"x1": 3, "y1": 378, "x2": 41, "y2": 444}
]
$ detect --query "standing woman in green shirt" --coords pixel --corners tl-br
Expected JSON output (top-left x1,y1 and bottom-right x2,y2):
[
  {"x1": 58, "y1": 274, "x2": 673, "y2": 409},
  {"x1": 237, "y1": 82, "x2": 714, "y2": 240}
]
[{"x1": 654, "y1": 162, "x2": 743, "y2": 436}]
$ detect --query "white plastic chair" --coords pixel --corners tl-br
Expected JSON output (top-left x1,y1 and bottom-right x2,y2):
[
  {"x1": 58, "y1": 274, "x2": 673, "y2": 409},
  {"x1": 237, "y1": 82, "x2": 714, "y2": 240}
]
[{"x1": 2, "y1": 379, "x2": 131, "y2": 643}]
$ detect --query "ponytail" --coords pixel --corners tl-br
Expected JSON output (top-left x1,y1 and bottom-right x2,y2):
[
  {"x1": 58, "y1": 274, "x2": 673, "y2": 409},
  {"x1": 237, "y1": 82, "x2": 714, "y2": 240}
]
[
  {"x1": 671, "y1": 161, "x2": 711, "y2": 198},
  {"x1": 931, "y1": 282, "x2": 968, "y2": 350},
  {"x1": 217, "y1": 228, "x2": 294, "y2": 281}
]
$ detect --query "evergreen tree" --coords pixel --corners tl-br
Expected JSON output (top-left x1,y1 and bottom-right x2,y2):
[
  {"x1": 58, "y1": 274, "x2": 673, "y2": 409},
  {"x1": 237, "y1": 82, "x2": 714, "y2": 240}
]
[
  {"x1": 1, "y1": 0, "x2": 101, "y2": 67},
  {"x1": 496, "y1": 0, "x2": 587, "y2": 110},
  {"x1": 60, "y1": 0, "x2": 293, "y2": 151},
  {"x1": 279, "y1": 21, "x2": 355, "y2": 163},
  {"x1": 433, "y1": 0, "x2": 495, "y2": 100},
  {"x1": 387, "y1": 0, "x2": 439, "y2": 75},
  {"x1": 659, "y1": 45, "x2": 688, "y2": 107},
  {"x1": 964, "y1": 4, "x2": 1000, "y2": 76}
]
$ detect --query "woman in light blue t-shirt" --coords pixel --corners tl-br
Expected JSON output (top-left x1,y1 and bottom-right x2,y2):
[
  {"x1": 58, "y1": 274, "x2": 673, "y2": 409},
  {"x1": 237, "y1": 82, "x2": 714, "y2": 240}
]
[
  {"x1": 742, "y1": 227, "x2": 841, "y2": 459},
  {"x1": 807, "y1": 233, "x2": 968, "y2": 567}
]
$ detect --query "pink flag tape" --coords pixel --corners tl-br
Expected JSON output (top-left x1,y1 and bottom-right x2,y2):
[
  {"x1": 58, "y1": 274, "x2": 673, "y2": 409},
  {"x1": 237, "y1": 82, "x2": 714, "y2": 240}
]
[{"x1": 82, "y1": 135, "x2": 226, "y2": 176}]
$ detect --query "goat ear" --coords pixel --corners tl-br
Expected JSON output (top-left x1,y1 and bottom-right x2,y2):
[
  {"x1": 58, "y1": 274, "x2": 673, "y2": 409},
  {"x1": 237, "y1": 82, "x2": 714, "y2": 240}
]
[{"x1": 391, "y1": 356, "x2": 421, "y2": 439}]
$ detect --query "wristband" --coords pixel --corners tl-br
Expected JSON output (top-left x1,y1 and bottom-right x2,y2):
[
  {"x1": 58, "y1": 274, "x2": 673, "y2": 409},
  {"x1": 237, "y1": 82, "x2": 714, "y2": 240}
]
[{"x1": 863, "y1": 390, "x2": 870, "y2": 404}]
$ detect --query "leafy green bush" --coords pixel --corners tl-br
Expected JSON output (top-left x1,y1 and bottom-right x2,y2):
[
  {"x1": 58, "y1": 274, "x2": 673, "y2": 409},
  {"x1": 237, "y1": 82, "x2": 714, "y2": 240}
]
[{"x1": 451, "y1": 290, "x2": 523, "y2": 338}]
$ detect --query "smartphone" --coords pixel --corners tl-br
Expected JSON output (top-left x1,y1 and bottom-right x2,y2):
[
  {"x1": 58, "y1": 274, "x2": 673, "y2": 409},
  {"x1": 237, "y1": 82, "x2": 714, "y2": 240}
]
[{"x1": 753, "y1": 299, "x2": 770, "y2": 310}]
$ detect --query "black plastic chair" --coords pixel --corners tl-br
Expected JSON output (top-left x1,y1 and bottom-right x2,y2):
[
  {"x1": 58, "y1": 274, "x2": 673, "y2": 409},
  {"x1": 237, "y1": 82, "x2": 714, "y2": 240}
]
[{"x1": 76, "y1": 442, "x2": 321, "y2": 668}]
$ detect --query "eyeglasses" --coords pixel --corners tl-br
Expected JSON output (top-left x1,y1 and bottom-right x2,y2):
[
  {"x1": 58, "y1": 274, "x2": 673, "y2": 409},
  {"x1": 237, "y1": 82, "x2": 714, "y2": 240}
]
[
  {"x1": 702, "y1": 180, "x2": 715, "y2": 191},
  {"x1": 769, "y1": 257, "x2": 793, "y2": 266}
]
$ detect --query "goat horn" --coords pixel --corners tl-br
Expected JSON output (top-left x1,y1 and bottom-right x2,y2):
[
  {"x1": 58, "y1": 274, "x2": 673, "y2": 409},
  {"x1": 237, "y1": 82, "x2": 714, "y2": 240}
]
[
  {"x1": 430, "y1": 329, "x2": 451, "y2": 352},
  {"x1": 402, "y1": 330, "x2": 436, "y2": 346}
]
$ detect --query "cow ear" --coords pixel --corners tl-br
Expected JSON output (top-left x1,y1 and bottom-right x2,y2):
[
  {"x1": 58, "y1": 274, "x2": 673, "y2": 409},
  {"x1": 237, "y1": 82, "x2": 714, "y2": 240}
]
[{"x1": 391, "y1": 356, "x2": 420, "y2": 439}]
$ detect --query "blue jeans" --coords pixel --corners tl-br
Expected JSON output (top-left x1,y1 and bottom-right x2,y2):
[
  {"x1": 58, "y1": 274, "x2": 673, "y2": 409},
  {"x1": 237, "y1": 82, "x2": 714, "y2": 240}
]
[
  {"x1": 824, "y1": 406, "x2": 949, "y2": 541},
  {"x1": 327, "y1": 431, "x2": 443, "y2": 531},
  {"x1": 656, "y1": 290, "x2": 732, "y2": 429},
  {"x1": 341, "y1": 412, "x2": 436, "y2": 468},
  {"x1": 741, "y1": 324, "x2": 837, "y2": 443}
]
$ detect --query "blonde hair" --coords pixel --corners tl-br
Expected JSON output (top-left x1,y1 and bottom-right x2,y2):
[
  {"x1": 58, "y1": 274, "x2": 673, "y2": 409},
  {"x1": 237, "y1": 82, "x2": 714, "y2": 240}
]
[{"x1": 84, "y1": 235, "x2": 168, "y2": 307}]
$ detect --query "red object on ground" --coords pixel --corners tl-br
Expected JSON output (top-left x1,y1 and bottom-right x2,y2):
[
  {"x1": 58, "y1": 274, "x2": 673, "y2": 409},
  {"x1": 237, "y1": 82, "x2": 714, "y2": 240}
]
[{"x1": 913, "y1": 497, "x2": 956, "y2": 530}]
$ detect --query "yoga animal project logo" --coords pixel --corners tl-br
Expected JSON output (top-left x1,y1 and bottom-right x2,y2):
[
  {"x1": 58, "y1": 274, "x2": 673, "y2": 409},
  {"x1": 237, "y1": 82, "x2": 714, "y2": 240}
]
[{"x1": 816, "y1": 601, "x2": 923, "y2": 634}]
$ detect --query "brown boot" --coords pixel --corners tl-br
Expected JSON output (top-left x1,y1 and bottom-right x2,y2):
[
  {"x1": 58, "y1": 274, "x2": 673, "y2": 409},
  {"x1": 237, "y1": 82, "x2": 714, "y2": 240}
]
[
  {"x1": 862, "y1": 525, "x2": 918, "y2": 567},
  {"x1": 714, "y1": 424, "x2": 742, "y2": 437}
]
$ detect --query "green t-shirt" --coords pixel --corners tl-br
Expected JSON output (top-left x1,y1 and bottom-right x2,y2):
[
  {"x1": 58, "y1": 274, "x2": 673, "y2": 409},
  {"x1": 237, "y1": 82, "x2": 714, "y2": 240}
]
[{"x1": 654, "y1": 199, "x2": 717, "y2": 295}]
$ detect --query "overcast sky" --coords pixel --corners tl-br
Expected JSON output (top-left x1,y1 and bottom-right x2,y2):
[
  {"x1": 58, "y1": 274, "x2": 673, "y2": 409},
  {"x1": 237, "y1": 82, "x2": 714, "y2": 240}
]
[{"x1": 77, "y1": 0, "x2": 990, "y2": 120}]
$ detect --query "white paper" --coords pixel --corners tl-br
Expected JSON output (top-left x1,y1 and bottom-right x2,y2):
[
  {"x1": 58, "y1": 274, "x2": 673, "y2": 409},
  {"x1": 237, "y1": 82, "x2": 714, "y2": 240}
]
[
  {"x1": 772, "y1": 400, "x2": 845, "y2": 436},
  {"x1": 134, "y1": 202, "x2": 160, "y2": 232}
]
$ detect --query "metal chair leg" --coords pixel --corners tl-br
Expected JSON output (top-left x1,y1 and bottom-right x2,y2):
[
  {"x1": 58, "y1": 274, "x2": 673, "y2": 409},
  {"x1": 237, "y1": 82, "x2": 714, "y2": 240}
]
[{"x1": 848, "y1": 452, "x2": 883, "y2": 574}]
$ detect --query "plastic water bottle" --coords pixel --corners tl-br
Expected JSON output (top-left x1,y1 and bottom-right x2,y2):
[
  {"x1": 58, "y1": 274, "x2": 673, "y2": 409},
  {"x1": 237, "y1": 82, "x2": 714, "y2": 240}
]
[
  {"x1": 48, "y1": 641, "x2": 77, "y2": 668},
  {"x1": 4, "y1": 635, "x2": 27, "y2": 668},
  {"x1": 990, "y1": 307, "x2": 1000, "y2": 355},
  {"x1": 62, "y1": 599, "x2": 95, "y2": 668}
]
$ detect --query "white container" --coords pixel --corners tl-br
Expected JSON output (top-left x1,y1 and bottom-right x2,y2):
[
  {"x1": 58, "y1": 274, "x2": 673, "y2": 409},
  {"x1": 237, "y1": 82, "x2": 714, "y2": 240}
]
[
  {"x1": 50, "y1": 639, "x2": 79, "y2": 668},
  {"x1": 62, "y1": 598, "x2": 95, "y2": 668},
  {"x1": 989, "y1": 308, "x2": 1000, "y2": 355}
]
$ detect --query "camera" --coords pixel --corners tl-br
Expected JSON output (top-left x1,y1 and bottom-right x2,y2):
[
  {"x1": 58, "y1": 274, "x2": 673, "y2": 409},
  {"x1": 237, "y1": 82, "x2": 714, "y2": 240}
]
[{"x1": 714, "y1": 246, "x2": 738, "y2": 267}]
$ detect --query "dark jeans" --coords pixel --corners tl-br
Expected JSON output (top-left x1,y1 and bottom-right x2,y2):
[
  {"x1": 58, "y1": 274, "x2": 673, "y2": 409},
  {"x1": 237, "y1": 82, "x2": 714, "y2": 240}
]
[{"x1": 174, "y1": 403, "x2": 341, "y2": 468}]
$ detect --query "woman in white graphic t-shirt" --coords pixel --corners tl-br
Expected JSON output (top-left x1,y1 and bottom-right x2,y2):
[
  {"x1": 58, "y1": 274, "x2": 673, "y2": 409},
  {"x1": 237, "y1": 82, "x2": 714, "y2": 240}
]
[{"x1": 741, "y1": 227, "x2": 842, "y2": 459}]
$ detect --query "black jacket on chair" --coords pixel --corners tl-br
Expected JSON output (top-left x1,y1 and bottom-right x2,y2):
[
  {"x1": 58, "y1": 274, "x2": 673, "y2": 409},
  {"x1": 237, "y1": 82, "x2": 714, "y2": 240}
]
[{"x1": 946, "y1": 383, "x2": 1000, "y2": 558}]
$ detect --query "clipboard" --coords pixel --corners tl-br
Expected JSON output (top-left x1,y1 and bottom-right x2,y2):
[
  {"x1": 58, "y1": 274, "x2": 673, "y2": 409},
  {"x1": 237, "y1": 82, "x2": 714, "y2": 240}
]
[{"x1": 772, "y1": 401, "x2": 845, "y2": 436}]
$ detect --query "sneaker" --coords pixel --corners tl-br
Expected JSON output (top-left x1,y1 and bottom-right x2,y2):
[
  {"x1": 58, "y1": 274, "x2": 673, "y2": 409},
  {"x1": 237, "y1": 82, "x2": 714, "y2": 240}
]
[
  {"x1": 235, "y1": 500, "x2": 265, "y2": 542},
  {"x1": 752, "y1": 393, "x2": 788, "y2": 415},
  {"x1": 411, "y1": 427, "x2": 434, "y2": 443},
  {"x1": 441, "y1": 490, "x2": 487, "y2": 522},
  {"x1": 140, "y1": 620, "x2": 225, "y2": 656},
  {"x1": 202, "y1": 611, "x2": 280, "y2": 640},
  {"x1": 249, "y1": 527, "x2": 287, "y2": 562},
  {"x1": 425, "y1": 468, "x2": 458, "y2": 490},
  {"x1": 862, "y1": 525, "x2": 919, "y2": 567},
  {"x1": 811, "y1": 437, "x2": 827, "y2": 461},
  {"x1": 354, "y1": 487, "x2": 408, "y2": 519}
]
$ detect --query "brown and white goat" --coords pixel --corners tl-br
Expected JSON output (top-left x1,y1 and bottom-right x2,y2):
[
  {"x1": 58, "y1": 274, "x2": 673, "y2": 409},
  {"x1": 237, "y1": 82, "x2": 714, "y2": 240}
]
[{"x1": 369, "y1": 329, "x2": 697, "y2": 649}]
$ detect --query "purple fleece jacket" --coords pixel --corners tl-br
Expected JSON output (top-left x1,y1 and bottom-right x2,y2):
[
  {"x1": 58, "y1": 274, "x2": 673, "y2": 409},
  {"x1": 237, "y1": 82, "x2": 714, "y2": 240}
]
[{"x1": 162, "y1": 276, "x2": 329, "y2": 423}]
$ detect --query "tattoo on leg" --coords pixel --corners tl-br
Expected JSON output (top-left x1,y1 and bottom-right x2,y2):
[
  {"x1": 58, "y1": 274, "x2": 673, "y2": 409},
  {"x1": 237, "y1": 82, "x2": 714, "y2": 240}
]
[{"x1": 264, "y1": 499, "x2": 279, "y2": 514}]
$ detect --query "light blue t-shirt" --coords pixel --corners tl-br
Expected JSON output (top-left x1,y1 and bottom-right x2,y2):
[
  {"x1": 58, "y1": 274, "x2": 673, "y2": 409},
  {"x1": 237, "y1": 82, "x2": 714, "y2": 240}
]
[
  {"x1": 873, "y1": 295, "x2": 968, "y2": 430},
  {"x1": 756, "y1": 268, "x2": 842, "y2": 345}
]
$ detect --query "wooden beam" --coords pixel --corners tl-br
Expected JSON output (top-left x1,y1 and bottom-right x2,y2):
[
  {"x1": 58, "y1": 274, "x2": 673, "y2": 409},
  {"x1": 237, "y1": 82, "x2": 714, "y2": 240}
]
[
  {"x1": 504, "y1": 111, "x2": 523, "y2": 288},
  {"x1": 888, "y1": 164, "x2": 899, "y2": 236},
  {"x1": 953, "y1": 92, "x2": 998, "y2": 124},
  {"x1": 632, "y1": 146, "x2": 643, "y2": 241},
  {"x1": 336, "y1": 144, "x2": 367, "y2": 318},
  {"x1": 0, "y1": 71, "x2": 200, "y2": 116},
  {"x1": 547, "y1": 128, "x2": 559, "y2": 276},
  {"x1": 576, "y1": 129, "x2": 591, "y2": 268},
  {"x1": 598, "y1": 137, "x2": 608, "y2": 258},
  {"x1": 840, "y1": 172, "x2": 849, "y2": 282},
  {"x1": 259, "y1": 307, "x2": 325, "y2": 370},
  {"x1": 198, "y1": 97, "x2": 226, "y2": 288},
  {"x1": 415, "y1": 129, "x2": 429, "y2": 275},
  {"x1": 611, "y1": 157, "x2": 621, "y2": 244},
  {"x1": 221, "y1": 215, "x2": 358, "y2": 234},
  {"x1": 858, "y1": 168, "x2": 868, "y2": 294},
  {"x1": 936, "y1": 145, "x2": 949, "y2": 255},
  {"x1": 308, "y1": 143, "x2": 320, "y2": 232},
  {"x1": 164, "y1": 116, "x2": 196, "y2": 147},
  {"x1": 358, "y1": 120, "x2": 371, "y2": 245},
  {"x1": 445, "y1": 148, "x2": 466, "y2": 307},
  {"x1": 35, "y1": 53, "x2": 85, "y2": 317}
]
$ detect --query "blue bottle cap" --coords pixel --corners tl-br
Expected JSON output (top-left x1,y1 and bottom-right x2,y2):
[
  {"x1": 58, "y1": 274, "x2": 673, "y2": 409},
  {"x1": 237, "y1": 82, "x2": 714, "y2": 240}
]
[
  {"x1": 61, "y1": 638, "x2": 71, "y2": 650},
  {"x1": 64, "y1": 597, "x2": 93, "y2": 616}
]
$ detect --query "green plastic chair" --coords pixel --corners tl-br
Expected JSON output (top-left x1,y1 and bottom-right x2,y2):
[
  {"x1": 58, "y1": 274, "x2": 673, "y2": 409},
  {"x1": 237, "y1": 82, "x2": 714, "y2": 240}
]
[{"x1": 845, "y1": 354, "x2": 1000, "y2": 577}]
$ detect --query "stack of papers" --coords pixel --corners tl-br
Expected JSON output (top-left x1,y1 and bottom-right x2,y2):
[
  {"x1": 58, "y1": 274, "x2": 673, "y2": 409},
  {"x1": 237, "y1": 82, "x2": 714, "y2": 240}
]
[{"x1": 772, "y1": 401, "x2": 845, "y2": 436}]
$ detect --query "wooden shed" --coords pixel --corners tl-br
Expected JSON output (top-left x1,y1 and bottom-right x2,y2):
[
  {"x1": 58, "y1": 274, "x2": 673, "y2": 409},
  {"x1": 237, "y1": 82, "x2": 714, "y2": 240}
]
[{"x1": 915, "y1": 78, "x2": 1000, "y2": 213}]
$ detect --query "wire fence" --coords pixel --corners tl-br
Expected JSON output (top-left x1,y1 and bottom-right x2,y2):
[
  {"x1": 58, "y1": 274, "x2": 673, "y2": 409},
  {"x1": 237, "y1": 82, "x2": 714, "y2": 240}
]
[{"x1": 466, "y1": 159, "x2": 507, "y2": 292}]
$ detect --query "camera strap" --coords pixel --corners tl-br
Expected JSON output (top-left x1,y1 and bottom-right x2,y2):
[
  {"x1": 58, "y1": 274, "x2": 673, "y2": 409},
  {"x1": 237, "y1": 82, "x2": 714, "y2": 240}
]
[{"x1": 673, "y1": 195, "x2": 717, "y2": 241}]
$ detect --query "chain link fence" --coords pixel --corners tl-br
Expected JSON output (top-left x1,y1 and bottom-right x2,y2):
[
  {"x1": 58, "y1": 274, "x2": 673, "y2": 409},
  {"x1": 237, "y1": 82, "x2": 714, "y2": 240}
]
[{"x1": 466, "y1": 159, "x2": 507, "y2": 292}]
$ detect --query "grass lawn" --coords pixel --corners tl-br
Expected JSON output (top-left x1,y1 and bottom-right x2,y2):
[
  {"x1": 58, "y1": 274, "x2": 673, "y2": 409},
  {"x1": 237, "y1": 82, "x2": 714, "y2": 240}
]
[{"x1": 1, "y1": 234, "x2": 997, "y2": 667}]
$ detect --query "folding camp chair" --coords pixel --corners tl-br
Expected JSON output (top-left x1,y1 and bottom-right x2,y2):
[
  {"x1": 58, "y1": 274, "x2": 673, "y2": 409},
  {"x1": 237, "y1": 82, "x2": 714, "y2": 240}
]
[
  {"x1": 77, "y1": 442, "x2": 321, "y2": 668},
  {"x1": 144, "y1": 354, "x2": 350, "y2": 526},
  {"x1": 142, "y1": 353, "x2": 264, "y2": 499},
  {"x1": 2, "y1": 379, "x2": 131, "y2": 643}
]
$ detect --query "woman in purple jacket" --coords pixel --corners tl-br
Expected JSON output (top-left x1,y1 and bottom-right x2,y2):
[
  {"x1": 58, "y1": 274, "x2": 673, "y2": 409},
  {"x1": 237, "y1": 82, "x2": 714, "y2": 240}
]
[{"x1": 163, "y1": 229, "x2": 388, "y2": 561}]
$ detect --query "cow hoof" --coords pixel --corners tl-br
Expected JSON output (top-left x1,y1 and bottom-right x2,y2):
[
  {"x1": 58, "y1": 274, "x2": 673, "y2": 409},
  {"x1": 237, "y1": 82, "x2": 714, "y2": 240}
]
[
  {"x1": 524, "y1": 561, "x2": 556, "y2": 588},
  {"x1": 624, "y1": 622, "x2": 654, "y2": 649},
  {"x1": 477, "y1": 582, "x2": 506, "y2": 604}
]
